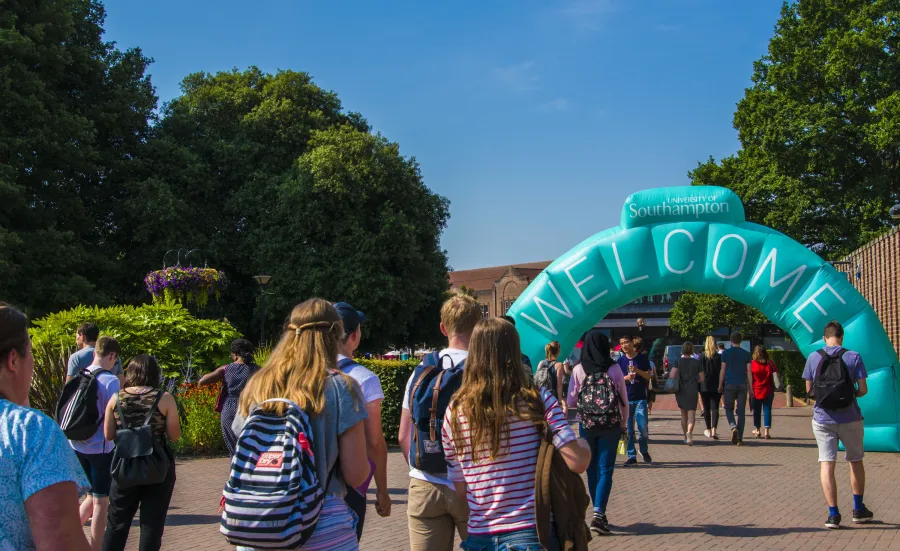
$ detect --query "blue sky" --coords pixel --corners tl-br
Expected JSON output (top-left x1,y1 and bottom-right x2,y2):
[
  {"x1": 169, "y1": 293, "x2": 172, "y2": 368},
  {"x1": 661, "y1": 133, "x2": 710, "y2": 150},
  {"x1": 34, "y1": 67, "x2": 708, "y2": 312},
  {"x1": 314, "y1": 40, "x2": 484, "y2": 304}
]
[{"x1": 103, "y1": 0, "x2": 785, "y2": 271}]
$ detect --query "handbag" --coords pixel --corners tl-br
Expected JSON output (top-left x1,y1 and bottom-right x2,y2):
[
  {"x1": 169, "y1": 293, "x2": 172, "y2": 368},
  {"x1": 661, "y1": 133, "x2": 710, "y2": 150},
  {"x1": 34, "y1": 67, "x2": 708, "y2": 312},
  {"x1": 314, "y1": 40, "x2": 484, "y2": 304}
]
[
  {"x1": 214, "y1": 368, "x2": 228, "y2": 413},
  {"x1": 665, "y1": 373, "x2": 680, "y2": 393},
  {"x1": 111, "y1": 391, "x2": 171, "y2": 489},
  {"x1": 773, "y1": 371, "x2": 784, "y2": 392}
]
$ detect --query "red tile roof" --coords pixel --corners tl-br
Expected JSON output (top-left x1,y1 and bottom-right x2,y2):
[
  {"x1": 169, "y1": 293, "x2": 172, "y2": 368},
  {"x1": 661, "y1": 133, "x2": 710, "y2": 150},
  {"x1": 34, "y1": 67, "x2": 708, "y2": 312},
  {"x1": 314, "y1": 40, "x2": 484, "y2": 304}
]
[{"x1": 449, "y1": 261, "x2": 551, "y2": 292}]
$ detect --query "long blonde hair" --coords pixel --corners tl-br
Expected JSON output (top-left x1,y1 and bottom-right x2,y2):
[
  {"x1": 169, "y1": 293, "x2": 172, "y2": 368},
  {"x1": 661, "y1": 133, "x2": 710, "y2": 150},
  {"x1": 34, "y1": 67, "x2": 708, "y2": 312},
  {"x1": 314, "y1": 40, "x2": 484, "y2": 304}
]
[
  {"x1": 704, "y1": 336, "x2": 717, "y2": 359},
  {"x1": 450, "y1": 318, "x2": 544, "y2": 463},
  {"x1": 239, "y1": 298, "x2": 352, "y2": 417}
]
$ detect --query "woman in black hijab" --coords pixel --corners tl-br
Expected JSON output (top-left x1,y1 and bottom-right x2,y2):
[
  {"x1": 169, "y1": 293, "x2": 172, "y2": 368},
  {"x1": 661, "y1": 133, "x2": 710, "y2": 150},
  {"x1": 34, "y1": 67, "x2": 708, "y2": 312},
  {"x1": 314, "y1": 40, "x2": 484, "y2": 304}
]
[{"x1": 566, "y1": 329, "x2": 629, "y2": 536}]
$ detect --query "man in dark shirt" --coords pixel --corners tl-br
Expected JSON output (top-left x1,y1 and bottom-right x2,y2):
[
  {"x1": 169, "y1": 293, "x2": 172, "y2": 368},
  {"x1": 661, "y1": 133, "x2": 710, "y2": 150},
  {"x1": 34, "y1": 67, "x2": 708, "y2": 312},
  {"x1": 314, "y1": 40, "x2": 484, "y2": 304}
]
[
  {"x1": 617, "y1": 335, "x2": 652, "y2": 464},
  {"x1": 718, "y1": 331, "x2": 752, "y2": 446}
]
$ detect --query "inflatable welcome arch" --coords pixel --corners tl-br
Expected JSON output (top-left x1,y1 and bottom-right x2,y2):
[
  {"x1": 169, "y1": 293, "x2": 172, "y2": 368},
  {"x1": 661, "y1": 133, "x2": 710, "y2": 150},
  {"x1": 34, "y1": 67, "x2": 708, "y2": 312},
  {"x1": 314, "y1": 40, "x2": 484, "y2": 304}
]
[{"x1": 509, "y1": 186, "x2": 900, "y2": 452}]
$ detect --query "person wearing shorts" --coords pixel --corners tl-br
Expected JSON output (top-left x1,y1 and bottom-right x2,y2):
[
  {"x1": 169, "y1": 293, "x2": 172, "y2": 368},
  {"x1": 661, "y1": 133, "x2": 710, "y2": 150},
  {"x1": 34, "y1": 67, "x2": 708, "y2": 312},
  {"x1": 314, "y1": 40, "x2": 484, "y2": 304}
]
[{"x1": 802, "y1": 321, "x2": 873, "y2": 530}]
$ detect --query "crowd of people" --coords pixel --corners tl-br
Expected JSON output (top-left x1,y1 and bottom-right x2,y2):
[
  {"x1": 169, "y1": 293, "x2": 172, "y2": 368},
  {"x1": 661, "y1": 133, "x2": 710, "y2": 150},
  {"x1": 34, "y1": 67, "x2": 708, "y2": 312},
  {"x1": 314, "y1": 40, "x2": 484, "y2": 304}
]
[{"x1": 0, "y1": 294, "x2": 877, "y2": 550}]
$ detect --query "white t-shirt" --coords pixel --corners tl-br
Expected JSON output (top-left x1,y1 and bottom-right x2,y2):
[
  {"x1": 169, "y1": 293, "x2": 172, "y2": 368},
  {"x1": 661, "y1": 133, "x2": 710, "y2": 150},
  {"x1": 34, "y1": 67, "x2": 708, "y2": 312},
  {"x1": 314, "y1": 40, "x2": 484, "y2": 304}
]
[
  {"x1": 402, "y1": 348, "x2": 468, "y2": 488},
  {"x1": 337, "y1": 354, "x2": 385, "y2": 404}
]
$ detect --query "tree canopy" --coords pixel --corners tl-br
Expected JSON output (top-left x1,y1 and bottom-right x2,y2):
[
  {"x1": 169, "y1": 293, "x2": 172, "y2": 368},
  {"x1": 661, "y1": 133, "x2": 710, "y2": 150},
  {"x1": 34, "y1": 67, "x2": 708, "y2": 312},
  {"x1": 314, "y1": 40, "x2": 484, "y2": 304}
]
[
  {"x1": 1, "y1": 1, "x2": 451, "y2": 350},
  {"x1": 669, "y1": 292, "x2": 767, "y2": 339}
]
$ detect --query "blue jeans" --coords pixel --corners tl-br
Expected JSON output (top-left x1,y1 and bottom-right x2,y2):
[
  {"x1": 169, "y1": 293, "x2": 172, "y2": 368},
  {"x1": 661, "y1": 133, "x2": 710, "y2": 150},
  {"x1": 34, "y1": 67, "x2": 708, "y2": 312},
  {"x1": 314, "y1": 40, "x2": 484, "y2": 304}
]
[
  {"x1": 723, "y1": 385, "x2": 747, "y2": 439},
  {"x1": 580, "y1": 425, "x2": 619, "y2": 514},
  {"x1": 751, "y1": 392, "x2": 774, "y2": 429},
  {"x1": 626, "y1": 400, "x2": 649, "y2": 459},
  {"x1": 461, "y1": 527, "x2": 558, "y2": 551}
]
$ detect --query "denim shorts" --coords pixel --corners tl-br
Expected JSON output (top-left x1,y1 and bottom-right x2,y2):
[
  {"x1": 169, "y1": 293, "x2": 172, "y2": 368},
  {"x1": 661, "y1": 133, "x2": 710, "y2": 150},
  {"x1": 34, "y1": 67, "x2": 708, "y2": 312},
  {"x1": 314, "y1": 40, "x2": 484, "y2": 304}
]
[
  {"x1": 461, "y1": 527, "x2": 559, "y2": 551},
  {"x1": 76, "y1": 451, "x2": 114, "y2": 498}
]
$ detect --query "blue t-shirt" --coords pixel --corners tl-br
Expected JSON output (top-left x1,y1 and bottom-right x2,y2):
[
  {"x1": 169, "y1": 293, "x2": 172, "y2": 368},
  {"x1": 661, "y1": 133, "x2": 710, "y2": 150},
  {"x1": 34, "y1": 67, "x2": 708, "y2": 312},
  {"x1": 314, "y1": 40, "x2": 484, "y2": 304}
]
[
  {"x1": 0, "y1": 400, "x2": 89, "y2": 551},
  {"x1": 69, "y1": 366, "x2": 120, "y2": 455},
  {"x1": 802, "y1": 346, "x2": 867, "y2": 424},
  {"x1": 617, "y1": 353, "x2": 651, "y2": 402},
  {"x1": 67, "y1": 346, "x2": 123, "y2": 378},
  {"x1": 721, "y1": 346, "x2": 752, "y2": 387}
]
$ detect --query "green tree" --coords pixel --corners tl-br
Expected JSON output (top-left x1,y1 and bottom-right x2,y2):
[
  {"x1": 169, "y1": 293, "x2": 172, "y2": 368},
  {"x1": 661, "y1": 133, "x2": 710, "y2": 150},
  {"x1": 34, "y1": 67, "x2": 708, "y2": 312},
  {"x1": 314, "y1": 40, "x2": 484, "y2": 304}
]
[
  {"x1": 0, "y1": 0, "x2": 156, "y2": 315},
  {"x1": 691, "y1": 0, "x2": 900, "y2": 259},
  {"x1": 669, "y1": 292, "x2": 767, "y2": 339},
  {"x1": 149, "y1": 69, "x2": 450, "y2": 349}
]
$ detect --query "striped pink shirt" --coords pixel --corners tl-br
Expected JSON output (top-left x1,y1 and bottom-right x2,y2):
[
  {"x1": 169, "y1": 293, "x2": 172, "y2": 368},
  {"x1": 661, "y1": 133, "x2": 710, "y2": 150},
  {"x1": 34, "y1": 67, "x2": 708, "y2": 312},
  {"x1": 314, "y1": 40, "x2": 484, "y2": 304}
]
[{"x1": 441, "y1": 389, "x2": 577, "y2": 535}]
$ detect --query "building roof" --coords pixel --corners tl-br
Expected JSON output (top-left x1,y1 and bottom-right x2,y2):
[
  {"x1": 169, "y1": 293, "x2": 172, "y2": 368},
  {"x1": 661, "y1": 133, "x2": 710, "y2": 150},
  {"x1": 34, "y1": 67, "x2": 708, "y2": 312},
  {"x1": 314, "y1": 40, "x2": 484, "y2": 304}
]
[{"x1": 449, "y1": 261, "x2": 551, "y2": 292}]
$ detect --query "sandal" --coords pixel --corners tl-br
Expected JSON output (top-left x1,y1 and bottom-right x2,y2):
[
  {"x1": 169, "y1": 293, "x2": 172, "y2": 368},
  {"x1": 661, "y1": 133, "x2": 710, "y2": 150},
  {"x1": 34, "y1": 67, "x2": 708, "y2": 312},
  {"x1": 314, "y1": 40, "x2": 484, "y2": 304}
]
[{"x1": 752, "y1": 429, "x2": 761, "y2": 437}]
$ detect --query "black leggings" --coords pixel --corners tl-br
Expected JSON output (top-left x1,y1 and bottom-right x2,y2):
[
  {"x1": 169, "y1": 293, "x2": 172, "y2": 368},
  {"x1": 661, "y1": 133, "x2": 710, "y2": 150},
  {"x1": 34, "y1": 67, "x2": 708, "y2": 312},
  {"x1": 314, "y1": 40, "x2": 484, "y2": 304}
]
[
  {"x1": 344, "y1": 487, "x2": 366, "y2": 541},
  {"x1": 700, "y1": 392, "x2": 721, "y2": 430},
  {"x1": 101, "y1": 458, "x2": 176, "y2": 551}
]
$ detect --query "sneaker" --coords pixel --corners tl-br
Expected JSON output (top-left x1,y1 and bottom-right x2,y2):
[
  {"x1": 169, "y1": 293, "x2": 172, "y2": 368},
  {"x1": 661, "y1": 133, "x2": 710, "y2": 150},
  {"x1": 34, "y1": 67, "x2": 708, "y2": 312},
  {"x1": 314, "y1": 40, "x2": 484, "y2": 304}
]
[
  {"x1": 852, "y1": 507, "x2": 874, "y2": 523},
  {"x1": 731, "y1": 428, "x2": 739, "y2": 445},
  {"x1": 736, "y1": 440, "x2": 745, "y2": 446},
  {"x1": 640, "y1": 452, "x2": 652, "y2": 464},
  {"x1": 590, "y1": 513, "x2": 611, "y2": 535},
  {"x1": 623, "y1": 457, "x2": 637, "y2": 466},
  {"x1": 825, "y1": 514, "x2": 841, "y2": 529}
]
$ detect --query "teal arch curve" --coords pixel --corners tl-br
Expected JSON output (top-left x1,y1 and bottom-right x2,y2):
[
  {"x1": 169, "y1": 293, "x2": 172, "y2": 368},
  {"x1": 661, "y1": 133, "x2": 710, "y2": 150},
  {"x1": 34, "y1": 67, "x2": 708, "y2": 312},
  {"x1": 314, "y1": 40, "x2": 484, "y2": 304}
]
[{"x1": 508, "y1": 186, "x2": 900, "y2": 452}]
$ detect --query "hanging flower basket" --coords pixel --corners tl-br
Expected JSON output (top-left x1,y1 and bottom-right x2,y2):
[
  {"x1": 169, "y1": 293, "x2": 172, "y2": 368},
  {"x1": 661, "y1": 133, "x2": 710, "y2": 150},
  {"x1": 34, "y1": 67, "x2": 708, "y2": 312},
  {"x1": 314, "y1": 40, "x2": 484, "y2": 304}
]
[{"x1": 145, "y1": 267, "x2": 228, "y2": 308}]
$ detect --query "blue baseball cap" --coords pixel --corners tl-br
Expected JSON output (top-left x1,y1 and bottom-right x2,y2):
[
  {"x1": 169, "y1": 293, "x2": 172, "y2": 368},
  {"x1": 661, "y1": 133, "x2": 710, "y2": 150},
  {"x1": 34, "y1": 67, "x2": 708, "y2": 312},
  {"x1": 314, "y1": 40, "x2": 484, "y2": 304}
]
[{"x1": 333, "y1": 302, "x2": 367, "y2": 334}]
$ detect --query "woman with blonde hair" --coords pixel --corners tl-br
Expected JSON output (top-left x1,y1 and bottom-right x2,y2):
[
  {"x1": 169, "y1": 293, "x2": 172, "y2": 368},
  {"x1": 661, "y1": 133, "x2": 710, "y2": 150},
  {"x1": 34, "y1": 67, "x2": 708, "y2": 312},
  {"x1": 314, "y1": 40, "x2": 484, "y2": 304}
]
[
  {"x1": 234, "y1": 299, "x2": 370, "y2": 551},
  {"x1": 671, "y1": 342, "x2": 704, "y2": 445},
  {"x1": 442, "y1": 318, "x2": 590, "y2": 550},
  {"x1": 535, "y1": 340, "x2": 569, "y2": 412},
  {"x1": 699, "y1": 336, "x2": 723, "y2": 439}
]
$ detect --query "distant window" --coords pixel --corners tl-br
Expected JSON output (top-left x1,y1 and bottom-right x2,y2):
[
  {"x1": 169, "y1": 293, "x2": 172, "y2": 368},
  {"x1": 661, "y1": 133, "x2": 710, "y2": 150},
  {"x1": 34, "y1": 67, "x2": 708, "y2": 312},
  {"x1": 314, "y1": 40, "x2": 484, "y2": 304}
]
[
  {"x1": 481, "y1": 304, "x2": 489, "y2": 319},
  {"x1": 503, "y1": 299, "x2": 513, "y2": 314}
]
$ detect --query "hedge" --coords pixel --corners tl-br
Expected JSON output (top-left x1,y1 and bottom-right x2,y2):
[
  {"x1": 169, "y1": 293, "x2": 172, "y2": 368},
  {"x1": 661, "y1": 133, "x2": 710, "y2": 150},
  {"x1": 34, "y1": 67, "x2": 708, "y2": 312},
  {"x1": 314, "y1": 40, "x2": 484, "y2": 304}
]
[
  {"x1": 356, "y1": 359, "x2": 420, "y2": 445},
  {"x1": 769, "y1": 350, "x2": 807, "y2": 398}
]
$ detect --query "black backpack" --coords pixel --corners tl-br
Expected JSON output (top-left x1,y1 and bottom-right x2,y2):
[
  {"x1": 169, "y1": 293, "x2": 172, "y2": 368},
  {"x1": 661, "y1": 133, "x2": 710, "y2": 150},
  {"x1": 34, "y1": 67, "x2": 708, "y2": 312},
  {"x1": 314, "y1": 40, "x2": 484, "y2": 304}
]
[
  {"x1": 813, "y1": 348, "x2": 856, "y2": 411},
  {"x1": 577, "y1": 369, "x2": 623, "y2": 432},
  {"x1": 111, "y1": 391, "x2": 170, "y2": 489},
  {"x1": 534, "y1": 360, "x2": 558, "y2": 396},
  {"x1": 56, "y1": 368, "x2": 104, "y2": 441}
]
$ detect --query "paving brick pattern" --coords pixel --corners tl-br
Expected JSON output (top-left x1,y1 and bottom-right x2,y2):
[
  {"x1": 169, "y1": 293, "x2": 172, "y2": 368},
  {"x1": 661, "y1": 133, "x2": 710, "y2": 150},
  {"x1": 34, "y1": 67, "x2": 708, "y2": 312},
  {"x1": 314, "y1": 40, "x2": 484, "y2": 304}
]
[{"x1": 101, "y1": 399, "x2": 900, "y2": 550}]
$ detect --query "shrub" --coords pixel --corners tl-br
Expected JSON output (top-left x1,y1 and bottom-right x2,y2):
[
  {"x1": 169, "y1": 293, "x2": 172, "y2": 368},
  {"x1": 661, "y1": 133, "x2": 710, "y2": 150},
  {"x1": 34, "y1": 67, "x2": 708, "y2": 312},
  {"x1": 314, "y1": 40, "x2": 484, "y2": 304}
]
[
  {"x1": 29, "y1": 303, "x2": 241, "y2": 380},
  {"x1": 769, "y1": 350, "x2": 807, "y2": 398},
  {"x1": 29, "y1": 341, "x2": 73, "y2": 415},
  {"x1": 174, "y1": 383, "x2": 226, "y2": 456},
  {"x1": 356, "y1": 358, "x2": 420, "y2": 445}
]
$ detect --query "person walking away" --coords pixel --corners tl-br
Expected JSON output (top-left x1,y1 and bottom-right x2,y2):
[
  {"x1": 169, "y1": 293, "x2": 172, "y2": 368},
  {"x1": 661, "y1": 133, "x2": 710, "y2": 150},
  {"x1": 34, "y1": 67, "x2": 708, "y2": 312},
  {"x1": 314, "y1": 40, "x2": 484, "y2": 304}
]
[
  {"x1": 67, "y1": 323, "x2": 124, "y2": 387},
  {"x1": 567, "y1": 330, "x2": 629, "y2": 535},
  {"x1": 750, "y1": 346, "x2": 778, "y2": 439},
  {"x1": 398, "y1": 294, "x2": 481, "y2": 551},
  {"x1": 333, "y1": 302, "x2": 392, "y2": 540},
  {"x1": 198, "y1": 339, "x2": 261, "y2": 456},
  {"x1": 535, "y1": 341, "x2": 568, "y2": 412},
  {"x1": 670, "y1": 343, "x2": 704, "y2": 446},
  {"x1": 227, "y1": 299, "x2": 370, "y2": 550},
  {"x1": 443, "y1": 318, "x2": 591, "y2": 550},
  {"x1": 699, "y1": 336, "x2": 722, "y2": 439},
  {"x1": 802, "y1": 320, "x2": 873, "y2": 529},
  {"x1": 0, "y1": 303, "x2": 91, "y2": 551},
  {"x1": 718, "y1": 332, "x2": 751, "y2": 446},
  {"x1": 69, "y1": 336, "x2": 121, "y2": 551},
  {"x1": 101, "y1": 355, "x2": 180, "y2": 551},
  {"x1": 617, "y1": 335, "x2": 652, "y2": 464}
]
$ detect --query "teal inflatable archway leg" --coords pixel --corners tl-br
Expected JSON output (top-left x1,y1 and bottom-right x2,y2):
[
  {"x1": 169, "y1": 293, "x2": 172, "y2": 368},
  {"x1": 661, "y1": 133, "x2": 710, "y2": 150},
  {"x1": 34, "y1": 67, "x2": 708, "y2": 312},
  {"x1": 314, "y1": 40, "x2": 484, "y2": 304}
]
[{"x1": 509, "y1": 186, "x2": 900, "y2": 452}]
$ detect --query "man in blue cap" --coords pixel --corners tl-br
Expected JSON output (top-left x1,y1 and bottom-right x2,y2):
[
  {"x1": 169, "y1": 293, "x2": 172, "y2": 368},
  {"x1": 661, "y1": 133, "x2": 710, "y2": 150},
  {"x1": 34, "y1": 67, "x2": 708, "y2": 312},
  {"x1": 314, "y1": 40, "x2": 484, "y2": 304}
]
[{"x1": 333, "y1": 302, "x2": 391, "y2": 539}]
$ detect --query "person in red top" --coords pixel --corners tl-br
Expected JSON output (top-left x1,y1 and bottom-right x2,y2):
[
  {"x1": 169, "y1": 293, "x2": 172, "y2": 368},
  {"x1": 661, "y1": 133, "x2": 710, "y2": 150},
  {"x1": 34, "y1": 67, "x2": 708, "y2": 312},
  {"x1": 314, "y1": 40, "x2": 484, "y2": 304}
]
[{"x1": 750, "y1": 345, "x2": 778, "y2": 439}]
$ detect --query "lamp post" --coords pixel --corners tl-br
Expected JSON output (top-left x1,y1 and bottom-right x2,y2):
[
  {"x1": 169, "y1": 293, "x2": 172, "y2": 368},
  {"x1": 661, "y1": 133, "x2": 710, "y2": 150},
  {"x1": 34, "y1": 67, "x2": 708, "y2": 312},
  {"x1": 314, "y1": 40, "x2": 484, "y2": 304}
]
[
  {"x1": 891, "y1": 204, "x2": 900, "y2": 221},
  {"x1": 253, "y1": 275, "x2": 272, "y2": 344}
]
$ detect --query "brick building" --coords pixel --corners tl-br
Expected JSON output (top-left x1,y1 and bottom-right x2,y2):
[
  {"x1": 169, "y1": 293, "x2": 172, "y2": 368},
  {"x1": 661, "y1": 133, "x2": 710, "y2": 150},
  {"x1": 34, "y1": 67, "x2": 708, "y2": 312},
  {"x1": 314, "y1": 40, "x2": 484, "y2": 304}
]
[{"x1": 836, "y1": 226, "x2": 900, "y2": 358}]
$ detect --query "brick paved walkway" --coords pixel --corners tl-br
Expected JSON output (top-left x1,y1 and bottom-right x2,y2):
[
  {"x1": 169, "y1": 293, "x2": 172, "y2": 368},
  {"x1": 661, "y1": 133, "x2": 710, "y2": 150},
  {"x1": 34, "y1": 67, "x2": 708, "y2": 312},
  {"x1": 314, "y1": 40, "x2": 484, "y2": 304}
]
[{"x1": 103, "y1": 398, "x2": 900, "y2": 550}]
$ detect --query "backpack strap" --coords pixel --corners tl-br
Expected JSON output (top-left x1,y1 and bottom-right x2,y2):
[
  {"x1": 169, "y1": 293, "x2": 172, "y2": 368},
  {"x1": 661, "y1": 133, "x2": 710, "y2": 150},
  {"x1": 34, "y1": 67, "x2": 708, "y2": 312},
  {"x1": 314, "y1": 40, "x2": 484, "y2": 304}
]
[
  {"x1": 337, "y1": 358, "x2": 356, "y2": 371},
  {"x1": 115, "y1": 393, "x2": 128, "y2": 431},
  {"x1": 143, "y1": 390, "x2": 165, "y2": 427},
  {"x1": 429, "y1": 370, "x2": 448, "y2": 442}
]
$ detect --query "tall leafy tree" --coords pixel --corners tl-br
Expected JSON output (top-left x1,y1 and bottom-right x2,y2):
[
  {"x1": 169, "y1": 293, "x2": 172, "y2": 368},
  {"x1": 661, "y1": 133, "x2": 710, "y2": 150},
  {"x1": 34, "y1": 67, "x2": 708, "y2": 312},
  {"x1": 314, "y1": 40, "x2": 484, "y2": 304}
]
[
  {"x1": 0, "y1": 0, "x2": 156, "y2": 315},
  {"x1": 692, "y1": 0, "x2": 900, "y2": 258},
  {"x1": 148, "y1": 69, "x2": 451, "y2": 348}
]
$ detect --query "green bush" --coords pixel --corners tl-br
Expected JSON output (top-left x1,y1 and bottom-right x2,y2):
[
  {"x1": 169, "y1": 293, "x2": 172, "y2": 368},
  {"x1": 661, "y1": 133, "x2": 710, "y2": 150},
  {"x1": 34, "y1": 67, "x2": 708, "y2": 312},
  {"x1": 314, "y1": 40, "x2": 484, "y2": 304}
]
[
  {"x1": 357, "y1": 358, "x2": 419, "y2": 445},
  {"x1": 29, "y1": 341, "x2": 73, "y2": 415},
  {"x1": 769, "y1": 350, "x2": 807, "y2": 398},
  {"x1": 29, "y1": 303, "x2": 241, "y2": 380}
]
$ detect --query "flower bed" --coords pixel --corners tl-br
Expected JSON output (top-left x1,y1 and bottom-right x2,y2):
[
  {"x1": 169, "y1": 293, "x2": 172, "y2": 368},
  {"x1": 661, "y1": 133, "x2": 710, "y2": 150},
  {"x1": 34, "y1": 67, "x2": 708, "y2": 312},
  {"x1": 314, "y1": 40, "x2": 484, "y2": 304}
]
[{"x1": 174, "y1": 383, "x2": 226, "y2": 456}]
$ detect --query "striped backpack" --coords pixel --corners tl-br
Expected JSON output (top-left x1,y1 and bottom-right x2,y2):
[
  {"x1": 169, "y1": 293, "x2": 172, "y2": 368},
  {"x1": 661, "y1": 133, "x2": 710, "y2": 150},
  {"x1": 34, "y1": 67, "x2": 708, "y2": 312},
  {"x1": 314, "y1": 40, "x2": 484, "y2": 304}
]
[{"x1": 220, "y1": 398, "x2": 330, "y2": 549}]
